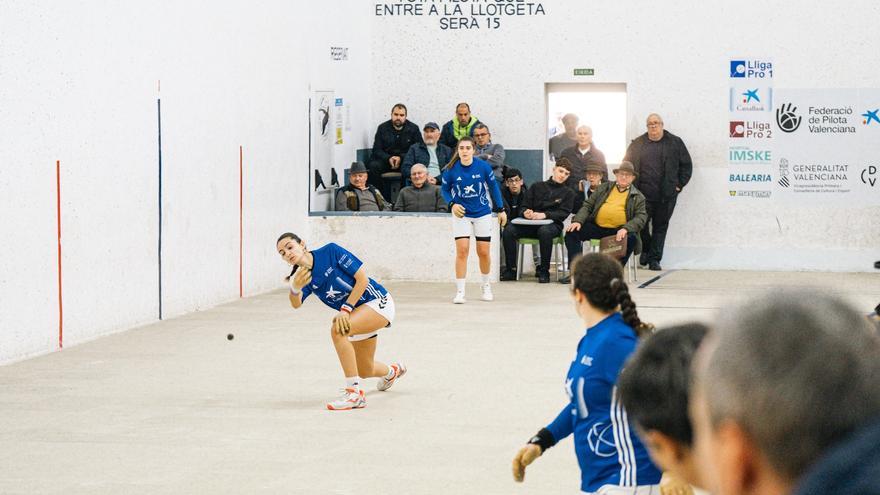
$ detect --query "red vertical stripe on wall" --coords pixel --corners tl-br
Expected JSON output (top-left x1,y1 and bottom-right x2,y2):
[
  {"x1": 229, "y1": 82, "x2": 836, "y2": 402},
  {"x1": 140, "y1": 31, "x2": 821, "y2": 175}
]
[
  {"x1": 239, "y1": 146, "x2": 243, "y2": 298},
  {"x1": 56, "y1": 160, "x2": 63, "y2": 349}
]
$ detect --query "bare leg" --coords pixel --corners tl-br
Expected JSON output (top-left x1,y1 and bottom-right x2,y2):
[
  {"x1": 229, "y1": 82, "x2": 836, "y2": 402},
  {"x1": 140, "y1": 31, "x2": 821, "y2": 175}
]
[
  {"x1": 329, "y1": 304, "x2": 390, "y2": 378},
  {"x1": 455, "y1": 238, "x2": 470, "y2": 279},
  {"x1": 352, "y1": 337, "x2": 389, "y2": 378},
  {"x1": 476, "y1": 240, "x2": 491, "y2": 275}
]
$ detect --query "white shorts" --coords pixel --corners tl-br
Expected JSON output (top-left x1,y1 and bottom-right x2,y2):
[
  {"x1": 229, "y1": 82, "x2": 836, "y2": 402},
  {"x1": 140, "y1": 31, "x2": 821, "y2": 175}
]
[
  {"x1": 586, "y1": 484, "x2": 661, "y2": 495},
  {"x1": 348, "y1": 293, "x2": 395, "y2": 342},
  {"x1": 452, "y1": 213, "x2": 494, "y2": 239}
]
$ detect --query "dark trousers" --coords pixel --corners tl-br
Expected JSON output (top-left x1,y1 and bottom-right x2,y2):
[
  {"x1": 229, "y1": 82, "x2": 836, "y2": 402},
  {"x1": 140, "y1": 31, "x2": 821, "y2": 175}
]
[
  {"x1": 640, "y1": 196, "x2": 677, "y2": 264},
  {"x1": 565, "y1": 223, "x2": 637, "y2": 266},
  {"x1": 367, "y1": 158, "x2": 404, "y2": 198},
  {"x1": 502, "y1": 223, "x2": 562, "y2": 273}
]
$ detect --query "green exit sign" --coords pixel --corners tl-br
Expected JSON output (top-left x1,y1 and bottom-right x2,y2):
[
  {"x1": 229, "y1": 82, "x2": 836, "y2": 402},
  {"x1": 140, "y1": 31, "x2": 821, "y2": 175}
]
[{"x1": 573, "y1": 68, "x2": 595, "y2": 76}]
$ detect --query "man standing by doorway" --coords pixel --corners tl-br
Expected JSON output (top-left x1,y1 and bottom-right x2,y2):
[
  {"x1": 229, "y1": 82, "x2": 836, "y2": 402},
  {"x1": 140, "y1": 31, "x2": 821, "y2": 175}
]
[{"x1": 624, "y1": 113, "x2": 692, "y2": 271}]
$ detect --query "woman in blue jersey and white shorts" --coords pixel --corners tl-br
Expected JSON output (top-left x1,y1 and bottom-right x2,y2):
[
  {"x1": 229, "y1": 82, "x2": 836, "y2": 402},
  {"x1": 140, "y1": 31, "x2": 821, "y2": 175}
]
[
  {"x1": 276, "y1": 233, "x2": 406, "y2": 411},
  {"x1": 512, "y1": 252, "x2": 664, "y2": 494},
  {"x1": 441, "y1": 136, "x2": 507, "y2": 304}
]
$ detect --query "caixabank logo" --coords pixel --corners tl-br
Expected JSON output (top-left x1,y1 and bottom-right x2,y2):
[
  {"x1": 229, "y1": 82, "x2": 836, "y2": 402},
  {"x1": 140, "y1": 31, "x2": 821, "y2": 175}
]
[
  {"x1": 730, "y1": 120, "x2": 773, "y2": 138},
  {"x1": 730, "y1": 60, "x2": 773, "y2": 78},
  {"x1": 730, "y1": 87, "x2": 771, "y2": 112},
  {"x1": 863, "y1": 109, "x2": 880, "y2": 125}
]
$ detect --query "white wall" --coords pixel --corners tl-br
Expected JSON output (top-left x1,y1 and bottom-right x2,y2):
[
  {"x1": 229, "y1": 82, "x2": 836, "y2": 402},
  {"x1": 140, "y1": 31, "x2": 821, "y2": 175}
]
[
  {"x1": 370, "y1": 0, "x2": 880, "y2": 271},
  {"x1": 0, "y1": 1, "x2": 370, "y2": 364}
]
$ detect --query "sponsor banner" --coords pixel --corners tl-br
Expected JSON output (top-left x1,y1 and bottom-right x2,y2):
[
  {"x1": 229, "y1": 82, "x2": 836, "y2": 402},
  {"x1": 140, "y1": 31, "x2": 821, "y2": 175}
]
[
  {"x1": 310, "y1": 90, "x2": 335, "y2": 211},
  {"x1": 772, "y1": 88, "x2": 880, "y2": 205},
  {"x1": 728, "y1": 58, "x2": 774, "y2": 199}
]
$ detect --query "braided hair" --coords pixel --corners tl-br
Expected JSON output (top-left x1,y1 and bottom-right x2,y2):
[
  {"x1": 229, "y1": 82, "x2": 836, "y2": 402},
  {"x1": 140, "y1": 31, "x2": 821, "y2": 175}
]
[
  {"x1": 570, "y1": 253, "x2": 654, "y2": 338},
  {"x1": 277, "y1": 232, "x2": 303, "y2": 281}
]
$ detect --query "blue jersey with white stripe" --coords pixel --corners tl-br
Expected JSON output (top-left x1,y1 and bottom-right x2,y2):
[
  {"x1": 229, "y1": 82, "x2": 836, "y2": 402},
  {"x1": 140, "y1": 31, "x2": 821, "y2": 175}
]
[
  {"x1": 440, "y1": 157, "x2": 504, "y2": 218},
  {"x1": 546, "y1": 313, "x2": 661, "y2": 493},
  {"x1": 300, "y1": 243, "x2": 388, "y2": 311}
]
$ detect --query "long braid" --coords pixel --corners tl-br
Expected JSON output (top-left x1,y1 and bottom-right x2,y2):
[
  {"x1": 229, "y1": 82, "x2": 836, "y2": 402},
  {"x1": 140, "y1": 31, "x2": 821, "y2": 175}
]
[{"x1": 611, "y1": 278, "x2": 654, "y2": 338}]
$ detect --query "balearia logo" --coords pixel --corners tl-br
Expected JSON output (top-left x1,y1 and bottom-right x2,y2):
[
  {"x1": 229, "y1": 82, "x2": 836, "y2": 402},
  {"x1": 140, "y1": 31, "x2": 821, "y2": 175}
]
[
  {"x1": 730, "y1": 120, "x2": 772, "y2": 139},
  {"x1": 729, "y1": 173, "x2": 771, "y2": 182},
  {"x1": 730, "y1": 59, "x2": 773, "y2": 78},
  {"x1": 776, "y1": 103, "x2": 802, "y2": 133},
  {"x1": 862, "y1": 109, "x2": 880, "y2": 125}
]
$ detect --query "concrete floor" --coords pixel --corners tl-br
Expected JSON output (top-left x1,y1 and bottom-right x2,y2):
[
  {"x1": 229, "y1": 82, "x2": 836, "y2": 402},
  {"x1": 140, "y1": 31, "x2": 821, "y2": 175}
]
[{"x1": 1, "y1": 270, "x2": 878, "y2": 494}]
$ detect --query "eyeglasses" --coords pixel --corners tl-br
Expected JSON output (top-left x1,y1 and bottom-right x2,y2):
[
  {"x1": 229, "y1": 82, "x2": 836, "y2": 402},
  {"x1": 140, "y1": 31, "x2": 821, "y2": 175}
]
[{"x1": 505, "y1": 177, "x2": 522, "y2": 183}]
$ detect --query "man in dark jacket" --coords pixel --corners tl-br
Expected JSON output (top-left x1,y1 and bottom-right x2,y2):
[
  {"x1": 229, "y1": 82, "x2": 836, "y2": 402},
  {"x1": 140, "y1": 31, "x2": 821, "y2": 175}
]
[
  {"x1": 501, "y1": 161, "x2": 576, "y2": 283},
  {"x1": 335, "y1": 161, "x2": 387, "y2": 211},
  {"x1": 368, "y1": 103, "x2": 423, "y2": 195},
  {"x1": 439, "y1": 102, "x2": 481, "y2": 148},
  {"x1": 561, "y1": 161, "x2": 647, "y2": 283},
  {"x1": 501, "y1": 167, "x2": 527, "y2": 221},
  {"x1": 402, "y1": 122, "x2": 452, "y2": 186},
  {"x1": 559, "y1": 125, "x2": 607, "y2": 193},
  {"x1": 393, "y1": 164, "x2": 447, "y2": 212},
  {"x1": 623, "y1": 113, "x2": 692, "y2": 271}
]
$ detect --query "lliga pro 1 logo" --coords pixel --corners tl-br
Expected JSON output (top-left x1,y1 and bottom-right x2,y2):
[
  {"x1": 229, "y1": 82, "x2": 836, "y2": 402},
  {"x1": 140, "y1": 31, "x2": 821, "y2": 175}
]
[{"x1": 730, "y1": 59, "x2": 773, "y2": 79}]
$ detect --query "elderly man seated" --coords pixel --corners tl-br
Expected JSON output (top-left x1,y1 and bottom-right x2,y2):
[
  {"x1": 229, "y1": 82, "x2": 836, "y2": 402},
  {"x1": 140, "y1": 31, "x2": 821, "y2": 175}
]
[
  {"x1": 560, "y1": 161, "x2": 646, "y2": 283},
  {"x1": 501, "y1": 161, "x2": 576, "y2": 283},
  {"x1": 393, "y1": 164, "x2": 447, "y2": 212},
  {"x1": 335, "y1": 161, "x2": 387, "y2": 211},
  {"x1": 402, "y1": 122, "x2": 452, "y2": 186}
]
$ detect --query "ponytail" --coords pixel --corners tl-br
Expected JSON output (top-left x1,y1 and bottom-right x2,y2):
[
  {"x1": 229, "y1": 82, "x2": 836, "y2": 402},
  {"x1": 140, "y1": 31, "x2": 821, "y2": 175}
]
[
  {"x1": 445, "y1": 136, "x2": 477, "y2": 170},
  {"x1": 611, "y1": 278, "x2": 654, "y2": 338}
]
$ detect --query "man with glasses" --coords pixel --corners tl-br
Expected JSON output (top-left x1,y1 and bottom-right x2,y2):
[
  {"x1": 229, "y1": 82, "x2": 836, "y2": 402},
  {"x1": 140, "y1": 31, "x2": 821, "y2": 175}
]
[
  {"x1": 560, "y1": 161, "x2": 647, "y2": 283},
  {"x1": 501, "y1": 161, "x2": 576, "y2": 283},
  {"x1": 623, "y1": 113, "x2": 692, "y2": 271},
  {"x1": 472, "y1": 123, "x2": 506, "y2": 181}
]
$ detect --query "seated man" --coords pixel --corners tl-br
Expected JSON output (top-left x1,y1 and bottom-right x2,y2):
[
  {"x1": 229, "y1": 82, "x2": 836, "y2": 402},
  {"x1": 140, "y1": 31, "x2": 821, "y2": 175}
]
[
  {"x1": 501, "y1": 161, "x2": 576, "y2": 283},
  {"x1": 367, "y1": 103, "x2": 423, "y2": 194},
  {"x1": 561, "y1": 161, "x2": 646, "y2": 282},
  {"x1": 618, "y1": 323, "x2": 711, "y2": 493},
  {"x1": 559, "y1": 125, "x2": 607, "y2": 194},
  {"x1": 335, "y1": 161, "x2": 387, "y2": 211},
  {"x1": 402, "y1": 122, "x2": 452, "y2": 186},
  {"x1": 473, "y1": 123, "x2": 506, "y2": 181},
  {"x1": 501, "y1": 167, "x2": 527, "y2": 221},
  {"x1": 393, "y1": 164, "x2": 447, "y2": 213},
  {"x1": 549, "y1": 113, "x2": 578, "y2": 161},
  {"x1": 439, "y1": 102, "x2": 481, "y2": 148},
  {"x1": 582, "y1": 162, "x2": 607, "y2": 199}
]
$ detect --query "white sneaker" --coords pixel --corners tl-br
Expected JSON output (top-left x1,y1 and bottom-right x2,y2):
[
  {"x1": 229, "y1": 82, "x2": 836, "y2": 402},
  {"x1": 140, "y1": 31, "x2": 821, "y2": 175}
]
[
  {"x1": 480, "y1": 283, "x2": 494, "y2": 301},
  {"x1": 326, "y1": 388, "x2": 366, "y2": 411},
  {"x1": 377, "y1": 363, "x2": 407, "y2": 391},
  {"x1": 453, "y1": 290, "x2": 466, "y2": 304}
]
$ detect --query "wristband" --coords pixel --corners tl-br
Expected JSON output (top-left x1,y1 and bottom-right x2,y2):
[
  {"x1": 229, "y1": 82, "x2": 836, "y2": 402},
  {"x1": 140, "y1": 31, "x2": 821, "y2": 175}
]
[
  {"x1": 290, "y1": 286, "x2": 301, "y2": 295},
  {"x1": 527, "y1": 428, "x2": 556, "y2": 453},
  {"x1": 492, "y1": 206, "x2": 504, "y2": 213},
  {"x1": 340, "y1": 303, "x2": 353, "y2": 313}
]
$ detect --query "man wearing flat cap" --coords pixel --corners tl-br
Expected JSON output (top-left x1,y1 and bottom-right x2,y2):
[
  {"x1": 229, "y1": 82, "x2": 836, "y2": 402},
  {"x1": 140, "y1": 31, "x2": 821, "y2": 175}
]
[
  {"x1": 402, "y1": 122, "x2": 453, "y2": 186},
  {"x1": 335, "y1": 161, "x2": 387, "y2": 211},
  {"x1": 560, "y1": 161, "x2": 647, "y2": 283}
]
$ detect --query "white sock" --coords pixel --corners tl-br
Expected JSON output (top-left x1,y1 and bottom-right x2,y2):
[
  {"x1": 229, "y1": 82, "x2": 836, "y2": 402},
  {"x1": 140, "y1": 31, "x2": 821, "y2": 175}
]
[
  {"x1": 455, "y1": 278, "x2": 466, "y2": 292},
  {"x1": 345, "y1": 376, "x2": 362, "y2": 390},
  {"x1": 481, "y1": 273, "x2": 490, "y2": 286}
]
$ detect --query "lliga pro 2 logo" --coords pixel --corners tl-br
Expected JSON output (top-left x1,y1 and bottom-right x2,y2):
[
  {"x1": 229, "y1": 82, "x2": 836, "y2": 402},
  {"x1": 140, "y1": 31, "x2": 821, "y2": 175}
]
[{"x1": 776, "y1": 103, "x2": 802, "y2": 133}]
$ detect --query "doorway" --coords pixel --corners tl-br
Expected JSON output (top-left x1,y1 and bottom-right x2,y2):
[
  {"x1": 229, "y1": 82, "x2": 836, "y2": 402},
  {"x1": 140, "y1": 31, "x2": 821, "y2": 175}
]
[{"x1": 545, "y1": 83, "x2": 628, "y2": 168}]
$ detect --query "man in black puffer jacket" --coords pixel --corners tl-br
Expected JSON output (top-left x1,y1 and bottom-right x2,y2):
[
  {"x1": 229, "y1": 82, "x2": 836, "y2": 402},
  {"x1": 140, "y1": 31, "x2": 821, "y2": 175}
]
[{"x1": 501, "y1": 161, "x2": 576, "y2": 283}]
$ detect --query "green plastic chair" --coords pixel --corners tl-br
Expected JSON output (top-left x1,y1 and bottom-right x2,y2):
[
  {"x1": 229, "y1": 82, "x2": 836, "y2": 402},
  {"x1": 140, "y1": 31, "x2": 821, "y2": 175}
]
[{"x1": 516, "y1": 234, "x2": 566, "y2": 281}]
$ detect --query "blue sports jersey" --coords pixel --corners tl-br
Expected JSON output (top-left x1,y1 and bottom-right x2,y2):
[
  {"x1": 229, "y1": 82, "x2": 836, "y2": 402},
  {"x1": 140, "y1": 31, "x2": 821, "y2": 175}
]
[
  {"x1": 440, "y1": 157, "x2": 504, "y2": 218},
  {"x1": 300, "y1": 243, "x2": 388, "y2": 311},
  {"x1": 546, "y1": 312, "x2": 662, "y2": 493}
]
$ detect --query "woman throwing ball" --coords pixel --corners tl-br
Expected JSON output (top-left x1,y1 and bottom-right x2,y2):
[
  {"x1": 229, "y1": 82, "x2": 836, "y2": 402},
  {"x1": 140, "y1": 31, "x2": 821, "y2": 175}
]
[
  {"x1": 277, "y1": 233, "x2": 406, "y2": 411},
  {"x1": 441, "y1": 136, "x2": 507, "y2": 304}
]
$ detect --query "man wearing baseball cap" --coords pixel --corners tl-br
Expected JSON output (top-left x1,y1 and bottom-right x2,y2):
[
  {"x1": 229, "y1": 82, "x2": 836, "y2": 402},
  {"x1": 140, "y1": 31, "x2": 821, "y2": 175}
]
[{"x1": 402, "y1": 122, "x2": 453, "y2": 186}]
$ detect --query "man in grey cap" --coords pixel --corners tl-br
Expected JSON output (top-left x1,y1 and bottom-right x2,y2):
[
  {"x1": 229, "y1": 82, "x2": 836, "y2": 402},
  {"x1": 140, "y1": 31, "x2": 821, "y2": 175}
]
[
  {"x1": 402, "y1": 122, "x2": 452, "y2": 186},
  {"x1": 560, "y1": 161, "x2": 646, "y2": 282},
  {"x1": 335, "y1": 161, "x2": 387, "y2": 211}
]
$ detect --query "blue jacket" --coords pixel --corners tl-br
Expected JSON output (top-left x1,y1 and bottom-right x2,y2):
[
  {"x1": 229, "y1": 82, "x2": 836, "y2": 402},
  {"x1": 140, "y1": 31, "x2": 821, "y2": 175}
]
[
  {"x1": 793, "y1": 419, "x2": 880, "y2": 495},
  {"x1": 402, "y1": 142, "x2": 453, "y2": 183}
]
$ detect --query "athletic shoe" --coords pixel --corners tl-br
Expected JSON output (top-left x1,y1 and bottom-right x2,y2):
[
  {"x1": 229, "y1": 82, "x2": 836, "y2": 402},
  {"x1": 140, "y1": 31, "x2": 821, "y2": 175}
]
[
  {"x1": 377, "y1": 363, "x2": 407, "y2": 391},
  {"x1": 537, "y1": 270, "x2": 550, "y2": 284},
  {"x1": 326, "y1": 388, "x2": 366, "y2": 411},
  {"x1": 453, "y1": 290, "x2": 466, "y2": 304},
  {"x1": 500, "y1": 269, "x2": 517, "y2": 281},
  {"x1": 480, "y1": 283, "x2": 494, "y2": 301},
  {"x1": 648, "y1": 262, "x2": 663, "y2": 271}
]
